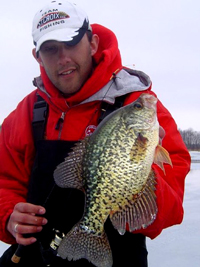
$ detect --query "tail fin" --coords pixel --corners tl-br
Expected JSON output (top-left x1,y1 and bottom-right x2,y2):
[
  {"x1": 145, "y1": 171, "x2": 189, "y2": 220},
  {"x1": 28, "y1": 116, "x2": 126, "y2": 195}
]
[{"x1": 58, "y1": 223, "x2": 113, "y2": 267}]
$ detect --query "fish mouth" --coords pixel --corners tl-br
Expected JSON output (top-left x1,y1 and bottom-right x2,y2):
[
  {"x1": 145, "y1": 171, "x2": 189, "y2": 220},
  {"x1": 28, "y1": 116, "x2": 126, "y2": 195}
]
[
  {"x1": 139, "y1": 94, "x2": 158, "y2": 126},
  {"x1": 141, "y1": 93, "x2": 157, "y2": 107}
]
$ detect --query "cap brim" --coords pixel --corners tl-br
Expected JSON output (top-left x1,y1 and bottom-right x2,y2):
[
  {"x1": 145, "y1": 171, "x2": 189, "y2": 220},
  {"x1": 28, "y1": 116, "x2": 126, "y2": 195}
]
[{"x1": 36, "y1": 27, "x2": 87, "y2": 52}]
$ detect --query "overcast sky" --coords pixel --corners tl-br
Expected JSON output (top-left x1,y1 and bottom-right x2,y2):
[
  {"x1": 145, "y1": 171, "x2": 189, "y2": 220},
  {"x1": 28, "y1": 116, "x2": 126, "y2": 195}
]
[{"x1": 0, "y1": 0, "x2": 199, "y2": 131}]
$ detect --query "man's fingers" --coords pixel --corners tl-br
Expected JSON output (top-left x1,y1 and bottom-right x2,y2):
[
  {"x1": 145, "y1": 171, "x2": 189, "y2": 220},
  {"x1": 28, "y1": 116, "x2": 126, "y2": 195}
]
[
  {"x1": 10, "y1": 211, "x2": 47, "y2": 233},
  {"x1": 13, "y1": 222, "x2": 44, "y2": 245},
  {"x1": 15, "y1": 233, "x2": 37, "y2": 246},
  {"x1": 159, "y1": 126, "x2": 165, "y2": 140},
  {"x1": 159, "y1": 126, "x2": 165, "y2": 144},
  {"x1": 14, "y1": 223, "x2": 43, "y2": 235},
  {"x1": 7, "y1": 202, "x2": 48, "y2": 243},
  {"x1": 14, "y1": 212, "x2": 47, "y2": 226},
  {"x1": 14, "y1": 203, "x2": 46, "y2": 215}
]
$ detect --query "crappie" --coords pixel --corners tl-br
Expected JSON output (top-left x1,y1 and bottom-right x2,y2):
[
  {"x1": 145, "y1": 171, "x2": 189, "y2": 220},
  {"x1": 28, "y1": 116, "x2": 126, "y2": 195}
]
[{"x1": 54, "y1": 93, "x2": 172, "y2": 267}]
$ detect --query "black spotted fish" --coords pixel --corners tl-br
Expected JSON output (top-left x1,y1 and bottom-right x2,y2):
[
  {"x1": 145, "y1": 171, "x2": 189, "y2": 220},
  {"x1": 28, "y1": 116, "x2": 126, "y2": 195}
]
[{"x1": 54, "y1": 93, "x2": 172, "y2": 267}]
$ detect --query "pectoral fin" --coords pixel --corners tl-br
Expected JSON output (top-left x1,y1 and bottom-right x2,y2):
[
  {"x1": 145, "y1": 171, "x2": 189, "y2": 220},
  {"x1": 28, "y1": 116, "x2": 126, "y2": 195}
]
[{"x1": 154, "y1": 145, "x2": 173, "y2": 174}]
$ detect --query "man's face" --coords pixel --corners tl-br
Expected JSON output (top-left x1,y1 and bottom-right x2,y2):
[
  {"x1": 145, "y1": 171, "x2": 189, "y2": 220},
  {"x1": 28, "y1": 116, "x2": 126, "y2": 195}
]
[{"x1": 34, "y1": 34, "x2": 99, "y2": 96}]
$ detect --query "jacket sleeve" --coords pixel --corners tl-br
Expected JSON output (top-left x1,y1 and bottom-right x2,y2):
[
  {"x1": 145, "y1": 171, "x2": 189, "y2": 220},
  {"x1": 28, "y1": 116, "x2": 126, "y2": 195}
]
[
  {"x1": 0, "y1": 92, "x2": 36, "y2": 244},
  {"x1": 124, "y1": 91, "x2": 191, "y2": 239}
]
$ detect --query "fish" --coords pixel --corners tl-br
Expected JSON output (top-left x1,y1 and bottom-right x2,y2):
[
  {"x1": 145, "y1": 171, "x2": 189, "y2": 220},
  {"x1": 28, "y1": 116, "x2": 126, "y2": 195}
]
[{"x1": 53, "y1": 93, "x2": 172, "y2": 267}]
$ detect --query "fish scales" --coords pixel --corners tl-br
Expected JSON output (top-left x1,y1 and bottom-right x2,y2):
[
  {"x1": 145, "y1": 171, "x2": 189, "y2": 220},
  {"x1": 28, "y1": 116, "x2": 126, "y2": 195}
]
[
  {"x1": 84, "y1": 115, "x2": 155, "y2": 197},
  {"x1": 83, "y1": 128, "x2": 145, "y2": 232},
  {"x1": 54, "y1": 93, "x2": 172, "y2": 267}
]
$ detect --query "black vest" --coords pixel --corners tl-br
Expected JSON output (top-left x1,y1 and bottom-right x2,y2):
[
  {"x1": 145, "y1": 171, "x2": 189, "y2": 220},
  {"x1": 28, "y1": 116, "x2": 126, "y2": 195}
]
[{"x1": 29, "y1": 94, "x2": 148, "y2": 267}]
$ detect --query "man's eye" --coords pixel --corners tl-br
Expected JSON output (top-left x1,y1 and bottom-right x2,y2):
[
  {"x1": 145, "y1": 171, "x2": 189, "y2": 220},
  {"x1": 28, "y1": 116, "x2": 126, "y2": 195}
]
[{"x1": 42, "y1": 46, "x2": 58, "y2": 54}]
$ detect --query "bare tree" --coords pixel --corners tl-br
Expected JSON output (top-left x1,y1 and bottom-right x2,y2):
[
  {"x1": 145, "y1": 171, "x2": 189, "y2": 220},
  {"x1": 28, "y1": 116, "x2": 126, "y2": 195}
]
[{"x1": 179, "y1": 128, "x2": 200, "y2": 150}]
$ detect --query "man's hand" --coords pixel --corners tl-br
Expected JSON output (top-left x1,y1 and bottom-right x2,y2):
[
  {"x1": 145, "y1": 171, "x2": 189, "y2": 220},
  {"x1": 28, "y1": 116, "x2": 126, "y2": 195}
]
[
  {"x1": 7, "y1": 202, "x2": 47, "y2": 245},
  {"x1": 159, "y1": 126, "x2": 165, "y2": 144}
]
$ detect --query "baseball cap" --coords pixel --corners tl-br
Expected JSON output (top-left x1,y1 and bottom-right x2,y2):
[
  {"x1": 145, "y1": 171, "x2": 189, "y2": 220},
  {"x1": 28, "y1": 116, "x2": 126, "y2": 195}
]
[{"x1": 32, "y1": 0, "x2": 92, "y2": 52}]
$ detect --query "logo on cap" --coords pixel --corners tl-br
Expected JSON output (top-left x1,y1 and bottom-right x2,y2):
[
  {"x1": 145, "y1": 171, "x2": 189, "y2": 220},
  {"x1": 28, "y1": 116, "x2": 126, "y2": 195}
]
[{"x1": 37, "y1": 11, "x2": 69, "y2": 29}]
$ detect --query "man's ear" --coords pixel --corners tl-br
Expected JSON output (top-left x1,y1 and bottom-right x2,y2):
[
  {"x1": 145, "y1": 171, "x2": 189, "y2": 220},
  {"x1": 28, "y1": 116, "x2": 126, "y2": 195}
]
[
  {"x1": 90, "y1": 34, "x2": 99, "y2": 56},
  {"x1": 32, "y1": 48, "x2": 44, "y2": 66}
]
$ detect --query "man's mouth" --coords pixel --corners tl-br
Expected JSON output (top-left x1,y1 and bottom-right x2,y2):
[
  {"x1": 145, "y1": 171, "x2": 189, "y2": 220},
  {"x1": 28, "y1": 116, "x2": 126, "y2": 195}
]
[{"x1": 59, "y1": 68, "x2": 76, "y2": 76}]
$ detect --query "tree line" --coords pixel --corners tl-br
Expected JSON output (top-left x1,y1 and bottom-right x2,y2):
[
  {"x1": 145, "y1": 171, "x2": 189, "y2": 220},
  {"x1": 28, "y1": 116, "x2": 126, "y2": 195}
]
[{"x1": 179, "y1": 128, "x2": 200, "y2": 150}]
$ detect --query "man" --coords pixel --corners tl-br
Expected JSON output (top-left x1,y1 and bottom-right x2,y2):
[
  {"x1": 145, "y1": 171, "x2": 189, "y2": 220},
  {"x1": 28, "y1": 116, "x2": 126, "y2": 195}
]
[{"x1": 0, "y1": 1, "x2": 190, "y2": 266}]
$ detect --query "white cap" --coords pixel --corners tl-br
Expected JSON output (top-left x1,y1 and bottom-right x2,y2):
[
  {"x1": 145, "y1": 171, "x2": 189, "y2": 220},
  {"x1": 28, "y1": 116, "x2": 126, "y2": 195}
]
[{"x1": 32, "y1": 0, "x2": 92, "y2": 52}]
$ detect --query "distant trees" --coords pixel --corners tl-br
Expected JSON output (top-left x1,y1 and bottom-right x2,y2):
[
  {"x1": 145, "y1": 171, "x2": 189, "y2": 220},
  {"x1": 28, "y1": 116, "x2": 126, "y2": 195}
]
[{"x1": 179, "y1": 128, "x2": 200, "y2": 150}]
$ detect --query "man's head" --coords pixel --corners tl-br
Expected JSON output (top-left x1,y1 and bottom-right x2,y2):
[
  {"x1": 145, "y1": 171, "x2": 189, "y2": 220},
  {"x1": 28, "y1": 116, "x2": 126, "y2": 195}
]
[{"x1": 32, "y1": 0, "x2": 99, "y2": 96}]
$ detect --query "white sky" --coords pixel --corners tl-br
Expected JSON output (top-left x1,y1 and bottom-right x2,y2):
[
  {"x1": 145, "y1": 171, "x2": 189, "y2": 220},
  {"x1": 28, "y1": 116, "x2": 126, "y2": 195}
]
[{"x1": 0, "y1": 0, "x2": 200, "y2": 131}]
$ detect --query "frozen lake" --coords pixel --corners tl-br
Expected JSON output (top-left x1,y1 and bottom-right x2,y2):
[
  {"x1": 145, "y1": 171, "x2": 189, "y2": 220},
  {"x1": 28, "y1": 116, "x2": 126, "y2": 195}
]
[
  {"x1": 147, "y1": 151, "x2": 200, "y2": 266},
  {"x1": 1, "y1": 151, "x2": 200, "y2": 266}
]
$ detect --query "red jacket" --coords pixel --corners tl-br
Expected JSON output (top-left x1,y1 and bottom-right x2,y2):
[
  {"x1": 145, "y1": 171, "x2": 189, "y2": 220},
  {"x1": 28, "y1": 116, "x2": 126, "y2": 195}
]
[{"x1": 0, "y1": 24, "x2": 191, "y2": 244}]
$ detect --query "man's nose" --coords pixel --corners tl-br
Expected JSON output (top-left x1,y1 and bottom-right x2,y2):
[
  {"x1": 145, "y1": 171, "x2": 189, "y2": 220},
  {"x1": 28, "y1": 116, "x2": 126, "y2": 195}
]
[{"x1": 58, "y1": 46, "x2": 72, "y2": 64}]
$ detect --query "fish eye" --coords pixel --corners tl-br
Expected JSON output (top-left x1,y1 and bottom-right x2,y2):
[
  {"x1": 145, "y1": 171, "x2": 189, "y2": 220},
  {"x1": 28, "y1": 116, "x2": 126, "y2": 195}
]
[{"x1": 133, "y1": 102, "x2": 143, "y2": 110}]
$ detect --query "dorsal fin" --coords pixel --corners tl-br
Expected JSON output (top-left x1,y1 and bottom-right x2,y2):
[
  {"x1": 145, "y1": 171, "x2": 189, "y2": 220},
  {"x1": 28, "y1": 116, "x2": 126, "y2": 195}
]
[{"x1": 54, "y1": 139, "x2": 88, "y2": 190}]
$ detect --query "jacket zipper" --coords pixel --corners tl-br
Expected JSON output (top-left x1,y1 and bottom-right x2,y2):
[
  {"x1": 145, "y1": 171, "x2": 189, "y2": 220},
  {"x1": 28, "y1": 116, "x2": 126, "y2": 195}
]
[{"x1": 55, "y1": 112, "x2": 66, "y2": 139}]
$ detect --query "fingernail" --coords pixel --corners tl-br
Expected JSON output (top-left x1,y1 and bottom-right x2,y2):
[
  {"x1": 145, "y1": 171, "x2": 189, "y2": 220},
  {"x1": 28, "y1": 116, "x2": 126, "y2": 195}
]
[
  {"x1": 37, "y1": 226, "x2": 43, "y2": 232},
  {"x1": 42, "y1": 218, "x2": 48, "y2": 225},
  {"x1": 39, "y1": 208, "x2": 45, "y2": 214},
  {"x1": 31, "y1": 237, "x2": 37, "y2": 243}
]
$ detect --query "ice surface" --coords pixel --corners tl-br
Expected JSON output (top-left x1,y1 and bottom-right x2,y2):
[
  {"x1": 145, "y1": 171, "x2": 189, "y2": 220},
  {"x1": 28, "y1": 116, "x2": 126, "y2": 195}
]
[{"x1": 147, "y1": 151, "x2": 200, "y2": 266}]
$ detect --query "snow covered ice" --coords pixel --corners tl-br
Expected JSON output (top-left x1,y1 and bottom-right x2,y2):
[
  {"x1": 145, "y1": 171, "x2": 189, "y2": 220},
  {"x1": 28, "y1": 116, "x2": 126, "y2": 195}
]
[
  {"x1": 147, "y1": 151, "x2": 200, "y2": 266},
  {"x1": 1, "y1": 152, "x2": 200, "y2": 266}
]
